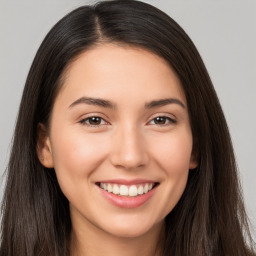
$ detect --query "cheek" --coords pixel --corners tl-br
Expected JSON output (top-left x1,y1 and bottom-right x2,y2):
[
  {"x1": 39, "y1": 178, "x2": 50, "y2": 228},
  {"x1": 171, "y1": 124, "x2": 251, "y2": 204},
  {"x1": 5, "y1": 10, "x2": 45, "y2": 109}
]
[
  {"x1": 148, "y1": 130, "x2": 192, "y2": 213},
  {"x1": 150, "y1": 130, "x2": 193, "y2": 173},
  {"x1": 50, "y1": 129, "x2": 109, "y2": 187}
]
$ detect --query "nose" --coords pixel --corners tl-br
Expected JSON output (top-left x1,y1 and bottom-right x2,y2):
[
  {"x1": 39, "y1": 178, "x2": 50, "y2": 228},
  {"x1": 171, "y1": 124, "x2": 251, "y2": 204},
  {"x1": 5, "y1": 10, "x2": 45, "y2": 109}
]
[{"x1": 109, "y1": 124, "x2": 149, "y2": 170}]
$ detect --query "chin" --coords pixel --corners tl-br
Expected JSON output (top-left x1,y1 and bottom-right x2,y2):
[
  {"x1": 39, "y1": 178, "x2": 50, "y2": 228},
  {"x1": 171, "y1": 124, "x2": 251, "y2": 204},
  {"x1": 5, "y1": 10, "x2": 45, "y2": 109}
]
[{"x1": 100, "y1": 216, "x2": 163, "y2": 239}]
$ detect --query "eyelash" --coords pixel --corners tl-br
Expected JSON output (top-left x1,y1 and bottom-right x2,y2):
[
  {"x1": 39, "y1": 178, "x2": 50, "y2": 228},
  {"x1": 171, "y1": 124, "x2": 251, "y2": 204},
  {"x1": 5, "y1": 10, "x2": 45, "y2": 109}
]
[
  {"x1": 148, "y1": 116, "x2": 176, "y2": 126},
  {"x1": 79, "y1": 116, "x2": 109, "y2": 127},
  {"x1": 79, "y1": 115, "x2": 176, "y2": 128}
]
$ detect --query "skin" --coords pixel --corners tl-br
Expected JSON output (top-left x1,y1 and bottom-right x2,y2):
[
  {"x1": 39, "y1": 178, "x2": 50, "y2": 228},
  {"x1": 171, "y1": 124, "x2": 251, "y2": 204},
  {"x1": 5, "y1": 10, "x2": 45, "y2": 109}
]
[{"x1": 38, "y1": 43, "x2": 197, "y2": 256}]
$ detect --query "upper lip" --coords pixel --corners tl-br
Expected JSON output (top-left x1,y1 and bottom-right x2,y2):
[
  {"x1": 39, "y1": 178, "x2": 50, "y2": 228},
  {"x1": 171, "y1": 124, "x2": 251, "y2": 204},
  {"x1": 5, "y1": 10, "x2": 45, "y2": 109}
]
[{"x1": 96, "y1": 179, "x2": 158, "y2": 185}]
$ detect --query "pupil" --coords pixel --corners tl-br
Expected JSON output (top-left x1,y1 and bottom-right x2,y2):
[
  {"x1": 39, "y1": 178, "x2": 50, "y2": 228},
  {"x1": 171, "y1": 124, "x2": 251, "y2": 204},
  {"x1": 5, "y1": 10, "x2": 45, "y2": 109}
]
[
  {"x1": 89, "y1": 117, "x2": 101, "y2": 125},
  {"x1": 155, "y1": 117, "x2": 166, "y2": 124}
]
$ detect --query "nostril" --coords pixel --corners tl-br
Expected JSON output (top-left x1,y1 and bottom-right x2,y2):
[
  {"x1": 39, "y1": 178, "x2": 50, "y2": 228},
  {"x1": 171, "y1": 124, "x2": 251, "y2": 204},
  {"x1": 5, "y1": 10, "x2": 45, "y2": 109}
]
[
  {"x1": 110, "y1": 153, "x2": 149, "y2": 170},
  {"x1": 109, "y1": 132, "x2": 149, "y2": 169}
]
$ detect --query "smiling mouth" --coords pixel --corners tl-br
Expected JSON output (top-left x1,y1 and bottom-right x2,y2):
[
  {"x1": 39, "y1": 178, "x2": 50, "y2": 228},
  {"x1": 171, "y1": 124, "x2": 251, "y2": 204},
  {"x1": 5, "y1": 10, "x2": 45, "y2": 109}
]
[{"x1": 96, "y1": 182, "x2": 159, "y2": 197}]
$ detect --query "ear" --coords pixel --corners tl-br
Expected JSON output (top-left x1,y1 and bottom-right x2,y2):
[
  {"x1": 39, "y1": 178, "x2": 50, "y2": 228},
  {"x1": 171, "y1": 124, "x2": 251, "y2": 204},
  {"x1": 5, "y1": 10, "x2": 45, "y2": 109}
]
[
  {"x1": 189, "y1": 145, "x2": 199, "y2": 170},
  {"x1": 189, "y1": 153, "x2": 198, "y2": 170},
  {"x1": 37, "y1": 123, "x2": 54, "y2": 168}
]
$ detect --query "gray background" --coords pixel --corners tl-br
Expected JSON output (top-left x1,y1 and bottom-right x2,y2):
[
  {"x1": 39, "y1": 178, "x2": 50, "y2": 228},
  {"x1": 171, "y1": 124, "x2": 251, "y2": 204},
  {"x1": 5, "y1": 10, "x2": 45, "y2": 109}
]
[{"x1": 0, "y1": 0, "x2": 255, "y2": 233}]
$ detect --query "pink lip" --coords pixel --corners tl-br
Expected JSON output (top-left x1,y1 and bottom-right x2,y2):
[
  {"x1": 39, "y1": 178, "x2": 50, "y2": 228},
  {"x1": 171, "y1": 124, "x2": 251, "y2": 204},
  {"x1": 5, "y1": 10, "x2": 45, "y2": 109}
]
[
  {"x1": 97, "y1": 179, "x2": 156, "y2": 185},
  {"x1": 96, "y1": 182, "x2": 158, "y2": 208}
]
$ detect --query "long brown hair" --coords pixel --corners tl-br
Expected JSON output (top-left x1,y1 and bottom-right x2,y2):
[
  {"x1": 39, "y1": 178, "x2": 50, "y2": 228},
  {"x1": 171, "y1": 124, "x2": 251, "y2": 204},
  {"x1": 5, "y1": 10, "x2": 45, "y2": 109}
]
[{"x1": 1, "y1": 1, "x2": 255, "y2": 255}]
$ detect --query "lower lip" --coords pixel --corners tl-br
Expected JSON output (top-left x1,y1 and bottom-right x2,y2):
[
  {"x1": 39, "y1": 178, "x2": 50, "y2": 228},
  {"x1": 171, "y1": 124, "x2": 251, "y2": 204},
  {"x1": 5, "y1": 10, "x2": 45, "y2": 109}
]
[{"x1": 97, "y1": 185, "x2": 157, "y2": 208}]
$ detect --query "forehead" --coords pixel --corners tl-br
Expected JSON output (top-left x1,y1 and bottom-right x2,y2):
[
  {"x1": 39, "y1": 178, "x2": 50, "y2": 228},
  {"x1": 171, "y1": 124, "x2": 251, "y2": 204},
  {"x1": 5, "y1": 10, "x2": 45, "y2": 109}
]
[{"x1": 55, "y1": 43, "x2": 186, "y2": 106}]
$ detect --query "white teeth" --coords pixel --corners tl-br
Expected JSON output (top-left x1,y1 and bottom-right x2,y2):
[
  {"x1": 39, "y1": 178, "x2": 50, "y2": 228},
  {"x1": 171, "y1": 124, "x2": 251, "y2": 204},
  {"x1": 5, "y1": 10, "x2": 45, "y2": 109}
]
[
  {"x1": 112, "y1": 184, "x2": 119, "y2": 195},
  {"x1": 129, "y1": 185, "x2": 137, "y2": 197},
  {"x1": 107, "y1": 184, "x2": 112, "y2": 193},
  {"x1": 119, "y1": 185, "x2": 129, "y2": 196},
  {"x1": 99, "y1": 182, "x2": 155, "y2": 197},
  {"x1": 138, "y1": 185, "x2": 144, "y2": 195},
  {"x1": 144, "y1": 184, "x2": 149, "y2": 193}
]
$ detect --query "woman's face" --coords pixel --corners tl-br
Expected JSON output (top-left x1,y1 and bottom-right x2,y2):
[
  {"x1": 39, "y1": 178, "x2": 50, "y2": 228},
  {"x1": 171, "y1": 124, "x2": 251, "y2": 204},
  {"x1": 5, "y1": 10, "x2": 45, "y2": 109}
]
[{"x1": 39, "y1": 44, "x2": 197, "y2": 238}]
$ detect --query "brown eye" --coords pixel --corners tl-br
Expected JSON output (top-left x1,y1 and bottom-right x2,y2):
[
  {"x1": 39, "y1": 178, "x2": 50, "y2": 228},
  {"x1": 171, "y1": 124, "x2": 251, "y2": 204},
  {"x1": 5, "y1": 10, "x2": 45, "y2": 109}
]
[
  {"x1": 88, "y1": 117, "x2": 102, "y2": 125},
  {"x1": 80, "y1": 116, "x2": 108, "y2": 126},
  {"x1": 149, "y1": 116, "x2": 176, "y2": 126},
  {"x1": 154, "y1": 116, "x2": 168, "y2": 125}
]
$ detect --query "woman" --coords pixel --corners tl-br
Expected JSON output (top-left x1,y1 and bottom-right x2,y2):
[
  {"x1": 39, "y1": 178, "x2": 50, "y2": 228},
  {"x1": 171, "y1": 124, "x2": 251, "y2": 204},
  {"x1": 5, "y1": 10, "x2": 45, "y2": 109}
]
[{"x1": 0, "y1": 0, "x2": 255, "y2": 255}]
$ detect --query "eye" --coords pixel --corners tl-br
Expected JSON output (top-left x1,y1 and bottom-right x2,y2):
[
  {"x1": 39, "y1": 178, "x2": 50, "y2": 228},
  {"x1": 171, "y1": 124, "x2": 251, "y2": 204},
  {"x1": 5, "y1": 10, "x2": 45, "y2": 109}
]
[
  {"x1": 79, "y1": 116, "x2": 108, "y2": 127},
  {"x1": 148, "y1": 116, "x2": 176, "y2": 126}
]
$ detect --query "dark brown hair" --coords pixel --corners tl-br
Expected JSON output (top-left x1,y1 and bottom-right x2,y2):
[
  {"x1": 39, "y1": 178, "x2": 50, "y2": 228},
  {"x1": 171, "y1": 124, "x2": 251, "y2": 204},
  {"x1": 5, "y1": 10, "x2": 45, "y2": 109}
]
[{"x1": 1, "y1": 0, "x2": 255, "y2": 255}]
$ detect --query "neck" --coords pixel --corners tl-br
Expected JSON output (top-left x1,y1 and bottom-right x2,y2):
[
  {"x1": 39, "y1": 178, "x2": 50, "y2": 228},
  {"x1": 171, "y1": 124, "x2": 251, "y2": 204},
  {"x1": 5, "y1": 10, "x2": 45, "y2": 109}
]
[{"x1": 70, "y1": 214, "x2": 165, "y2": 256}]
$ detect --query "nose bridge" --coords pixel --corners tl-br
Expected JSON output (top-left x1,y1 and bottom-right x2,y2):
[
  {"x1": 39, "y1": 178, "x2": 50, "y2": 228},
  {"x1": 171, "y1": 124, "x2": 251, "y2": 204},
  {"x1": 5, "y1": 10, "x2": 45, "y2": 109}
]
[{"x1": 110, "y1": 122, "x2": 148, "y2": 169}]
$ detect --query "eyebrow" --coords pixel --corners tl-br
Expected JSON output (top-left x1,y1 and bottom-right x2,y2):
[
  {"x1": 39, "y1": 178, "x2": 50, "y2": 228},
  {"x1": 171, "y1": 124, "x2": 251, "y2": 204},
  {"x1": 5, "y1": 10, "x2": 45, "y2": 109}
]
[
  {"x1": 69, "y1": 97, "x2": 116, "y2": 109},
  {"x1": 69, "y1": 96, "x2": 185, "y2": 110},
  {"x1": 145, "y1": 98, "x2": 185, "y2": 109}
]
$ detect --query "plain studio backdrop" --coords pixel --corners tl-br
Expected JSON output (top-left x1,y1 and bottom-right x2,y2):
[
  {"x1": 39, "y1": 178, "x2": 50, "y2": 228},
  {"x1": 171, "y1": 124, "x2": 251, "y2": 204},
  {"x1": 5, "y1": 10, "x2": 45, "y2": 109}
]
[{"x1": 0, "y1": 0, "x2": 255, "y2": 234}]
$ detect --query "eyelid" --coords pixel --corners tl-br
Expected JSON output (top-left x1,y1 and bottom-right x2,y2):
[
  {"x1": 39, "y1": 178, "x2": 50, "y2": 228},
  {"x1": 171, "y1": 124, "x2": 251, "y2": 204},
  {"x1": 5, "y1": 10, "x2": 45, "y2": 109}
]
[
  {"x1": 77, "y1": 112, "x2": 177, "y2": 127},
  {"x1": 147, "y1": 114, "x2": 177, "y2": 126},
  {"x1": 78, "y1": 113, "x2": 110, "y2": 127}
]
